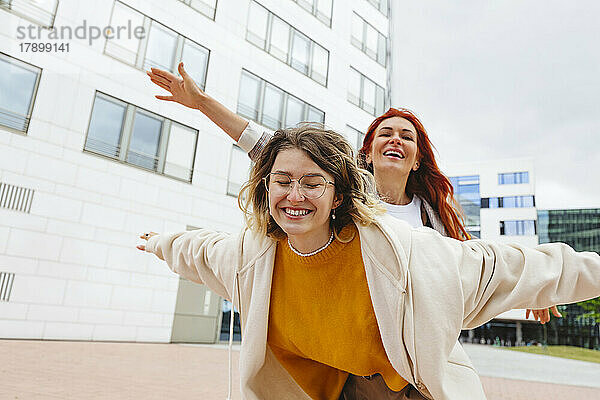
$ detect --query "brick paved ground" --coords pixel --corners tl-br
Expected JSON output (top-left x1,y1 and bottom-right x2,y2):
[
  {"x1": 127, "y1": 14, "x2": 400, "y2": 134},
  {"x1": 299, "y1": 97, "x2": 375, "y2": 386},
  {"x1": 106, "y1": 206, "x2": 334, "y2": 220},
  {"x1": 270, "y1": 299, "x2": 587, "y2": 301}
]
[{"x1": 2, "y1": 339, "x2": 599, "y2": 399}]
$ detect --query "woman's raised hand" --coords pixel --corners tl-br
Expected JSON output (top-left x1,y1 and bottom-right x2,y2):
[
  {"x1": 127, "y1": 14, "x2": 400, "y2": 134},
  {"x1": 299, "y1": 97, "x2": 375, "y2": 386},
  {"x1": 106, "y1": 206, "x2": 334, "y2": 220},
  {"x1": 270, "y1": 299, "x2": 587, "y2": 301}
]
[
  {"x1": 136, "y1": 232, "x2": 158, "y2": 252},
  {"x1": 146, "y1": 62, "x2": 204, "y2": 109}
]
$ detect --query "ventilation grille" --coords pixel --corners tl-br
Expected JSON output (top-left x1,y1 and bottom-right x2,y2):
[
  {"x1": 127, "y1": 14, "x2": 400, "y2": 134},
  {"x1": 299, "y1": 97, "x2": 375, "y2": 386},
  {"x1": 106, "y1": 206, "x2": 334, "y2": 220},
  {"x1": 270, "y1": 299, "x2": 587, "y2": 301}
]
[
  {"x1": 0, "y1": 182, "x2": 34, "y2": 213},
  {"x1": 0, "y1": 272, "x2": 15, "y2": 302}
]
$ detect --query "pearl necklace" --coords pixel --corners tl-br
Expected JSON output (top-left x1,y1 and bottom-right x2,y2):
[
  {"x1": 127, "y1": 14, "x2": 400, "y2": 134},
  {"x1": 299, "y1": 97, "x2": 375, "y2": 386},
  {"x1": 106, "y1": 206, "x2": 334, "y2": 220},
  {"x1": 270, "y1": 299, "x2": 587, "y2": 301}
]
[{"x1": 287, "y1": 231, "x2": 335, "y2": 257}]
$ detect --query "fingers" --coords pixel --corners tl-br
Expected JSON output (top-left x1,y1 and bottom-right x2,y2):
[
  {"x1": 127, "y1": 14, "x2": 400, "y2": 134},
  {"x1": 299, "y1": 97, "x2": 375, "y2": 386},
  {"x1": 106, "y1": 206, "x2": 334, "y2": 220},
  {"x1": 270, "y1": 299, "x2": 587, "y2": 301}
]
[
  {"x1": 136, "y1": 244, "x2": 146, "y2": 251},
  {"x1": 550, "y1": 305, "x2": 562, "y2": 318},
  {"x1": 540, "y1": 309, "x2": 550, "y2": 324},
  {"x1": 150, "y1": 67, "x2": 177, "y2": 81},
  {"x1": 525, "y1": 309, "x2": 531, "y2": 319},
  {"x1": 178, "y1": 62, "x2": 189, "y2": 79},
  {"x1": 147, "y1": 71, "x2": 172, "y2": 86},
  {"x1": 150, "y1": 78, "x2": 171, "y2": 92},
  {"x1": 155, "y1": 95, "x2": 175, "y2": 101}
]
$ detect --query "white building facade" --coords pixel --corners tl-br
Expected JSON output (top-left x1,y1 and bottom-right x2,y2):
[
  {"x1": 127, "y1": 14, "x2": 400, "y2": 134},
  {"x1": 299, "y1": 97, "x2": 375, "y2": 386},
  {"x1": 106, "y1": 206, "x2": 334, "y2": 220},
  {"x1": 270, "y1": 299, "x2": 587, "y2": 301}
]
[
  {"x1": 0, "y1": 0, "x2": 391, "y2": 342},
  {"x1": 445, "y1": 159, "x2": 540, "y2": 340}
]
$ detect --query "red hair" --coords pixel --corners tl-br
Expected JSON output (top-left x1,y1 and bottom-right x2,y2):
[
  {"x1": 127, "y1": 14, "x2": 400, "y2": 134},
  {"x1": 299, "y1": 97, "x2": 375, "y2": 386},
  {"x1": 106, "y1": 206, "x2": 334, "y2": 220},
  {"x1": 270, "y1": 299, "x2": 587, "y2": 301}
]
[{"x1": 358, "y1": 108, "x2": 470, "y2": 241}]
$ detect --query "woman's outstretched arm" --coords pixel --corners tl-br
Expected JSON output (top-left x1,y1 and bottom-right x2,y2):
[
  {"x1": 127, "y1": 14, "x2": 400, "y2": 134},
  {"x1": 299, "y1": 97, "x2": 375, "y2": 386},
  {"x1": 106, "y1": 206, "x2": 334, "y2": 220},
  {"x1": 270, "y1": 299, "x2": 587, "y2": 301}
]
[{"x1": 146, "y1": 61, "x2": 248, "y2": 142}]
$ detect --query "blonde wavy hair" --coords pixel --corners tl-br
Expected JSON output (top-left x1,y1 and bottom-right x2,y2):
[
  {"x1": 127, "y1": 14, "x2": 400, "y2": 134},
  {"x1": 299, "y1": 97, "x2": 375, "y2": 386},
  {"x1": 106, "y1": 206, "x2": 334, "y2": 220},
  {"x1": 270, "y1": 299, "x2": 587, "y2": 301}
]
[{"x1": 239, "y1": 123, "x2": 384, "y2": 239}]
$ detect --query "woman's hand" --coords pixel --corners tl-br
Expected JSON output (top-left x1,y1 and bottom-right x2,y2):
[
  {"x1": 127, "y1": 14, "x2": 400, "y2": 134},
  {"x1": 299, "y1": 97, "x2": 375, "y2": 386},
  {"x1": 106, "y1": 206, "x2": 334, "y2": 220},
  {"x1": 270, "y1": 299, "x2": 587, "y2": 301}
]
[
  {"x1": 525, "y1": 306, "x2": 562, "y2": 324},
  {"x1": 146, "y1": 62, "x2": 205, "y2": 109},
  {"x1": 136, "y1": 232, "x2": 158, "y2": 252}
]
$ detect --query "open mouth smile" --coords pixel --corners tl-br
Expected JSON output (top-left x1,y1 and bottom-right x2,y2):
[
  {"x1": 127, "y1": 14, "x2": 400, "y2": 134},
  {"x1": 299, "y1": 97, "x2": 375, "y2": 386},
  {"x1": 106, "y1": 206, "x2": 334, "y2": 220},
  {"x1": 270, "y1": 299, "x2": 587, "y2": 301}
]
[
  {"x1": 282, "y1": 207, "x2": 313, "y2": 218},
  {"x1": 383, "y1": 150, "x2": 405, "y2": 160}
]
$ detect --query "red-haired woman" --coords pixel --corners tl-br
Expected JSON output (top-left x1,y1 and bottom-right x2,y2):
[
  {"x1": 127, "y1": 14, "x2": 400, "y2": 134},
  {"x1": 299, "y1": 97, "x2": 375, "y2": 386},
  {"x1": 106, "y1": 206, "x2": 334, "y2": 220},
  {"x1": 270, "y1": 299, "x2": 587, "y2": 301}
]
[{"x1": 146, "y1": 63, "x2": 559, "y2": 322}]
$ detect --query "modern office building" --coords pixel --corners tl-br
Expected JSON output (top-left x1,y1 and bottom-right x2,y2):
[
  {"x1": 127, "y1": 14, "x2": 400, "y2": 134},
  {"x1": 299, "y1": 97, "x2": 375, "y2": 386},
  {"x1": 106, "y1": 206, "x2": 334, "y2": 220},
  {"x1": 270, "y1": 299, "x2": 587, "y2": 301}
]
[
  {"x1": 0, "y1": 0, "x2": 391, "y2": 342},
  {"x1": 445, "y1": 159, "x2": 540, "y2": 344},
  {"x1": 538, "y1": 208, "x2": 600, "y2": 252},
  {"x1": 536, "y1": 208, "x2": 600, "y2": 349}
]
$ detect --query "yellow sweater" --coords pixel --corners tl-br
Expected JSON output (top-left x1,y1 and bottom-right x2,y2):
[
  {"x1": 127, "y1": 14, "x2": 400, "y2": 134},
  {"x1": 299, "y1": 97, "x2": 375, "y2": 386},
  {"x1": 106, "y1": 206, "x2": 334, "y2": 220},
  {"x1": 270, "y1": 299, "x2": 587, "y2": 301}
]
[{"x1": 267, "y1": 225, "x2": 408, "y2": 400}]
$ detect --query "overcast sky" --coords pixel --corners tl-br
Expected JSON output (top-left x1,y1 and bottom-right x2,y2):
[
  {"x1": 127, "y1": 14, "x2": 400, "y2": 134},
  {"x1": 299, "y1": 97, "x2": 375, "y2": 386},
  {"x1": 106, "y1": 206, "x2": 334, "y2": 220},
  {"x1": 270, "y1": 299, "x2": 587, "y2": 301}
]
[{"x1": 390, "y1": 0, "x2": 600, "y2": 209}]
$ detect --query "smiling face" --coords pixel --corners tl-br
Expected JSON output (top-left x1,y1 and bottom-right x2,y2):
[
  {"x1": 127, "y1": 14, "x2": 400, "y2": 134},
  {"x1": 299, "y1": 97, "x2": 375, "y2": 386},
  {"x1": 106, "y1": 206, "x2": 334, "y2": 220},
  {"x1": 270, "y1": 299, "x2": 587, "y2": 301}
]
[
  {"x1": 365, "y1": 116, "x2": 420, "y2": 179},
  {"x1": 267, "y1": 148, "x2": 342, "y2": 249}
]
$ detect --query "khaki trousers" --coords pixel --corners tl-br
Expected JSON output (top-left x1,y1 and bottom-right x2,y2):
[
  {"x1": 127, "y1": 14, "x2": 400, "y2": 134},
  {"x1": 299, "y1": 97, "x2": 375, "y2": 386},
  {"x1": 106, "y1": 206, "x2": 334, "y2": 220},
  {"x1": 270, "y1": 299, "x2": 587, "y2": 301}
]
[{"x1": 338, "y1": 374, "x2": 427, "y2": 400}]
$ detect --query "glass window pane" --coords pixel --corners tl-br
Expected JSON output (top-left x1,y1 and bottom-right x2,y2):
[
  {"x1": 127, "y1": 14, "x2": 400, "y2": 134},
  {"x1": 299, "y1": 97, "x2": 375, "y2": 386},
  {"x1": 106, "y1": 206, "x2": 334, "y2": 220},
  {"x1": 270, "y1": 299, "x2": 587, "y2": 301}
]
[
  {"x1": 377, "y1": 33, "x2": 387, "y2": 65},
  {"x1": 0, "y1": 56, "x2": 39, "y2": 132},
  {"x1": 238, "y1": 72, "x2": 262, "y2": 120},
  {"x1": 190, "y1": 0, "x2": 217, "y2": 19},
  {"x1": 261, "y1": 84, "x2": 284, "y2": 129},
  {"x1": 375, "y1": 85, "x2": 385, "y2": 116},
  {"x1": 380, "y1": 0, "x2": 388, "y2": 15},
  {"x1": 365, "y1": 24, "x2": 378, "y2": 60},
  {"x1": 362, "y1": 78, "x2": 376, "y2": 115},
  {"x1": 307, "y1": 106, "x2": 324, "y2": 124},
  {"x1": 181, "y1": 40, "x2": 209, "y2": 90},
  {"x1": 297, "y1": 0, "x2": 314, "y2": 13},
  {"x1": 127, "y1": 110, "x2": 163, "y2": 170},
  {"x1": 227, "y1": 145, "x2": 251, "y2": 196},
  {"x1": 105, "y1": 2, "x2": 144, "y2": 65},
  {"x1": 164, "y1": 123, "x2": 197, "y2": 181},
  {"x1": 505, "y1": 221, "x2": 517, "y2": 236},
  {"x1": 503, "y1": 196, "x2": 516, "y2": 208},
  {"x1": 311, "y1": 43, "x2": 328, "y2": 85},
  {"x1": 291, "y1": 31, "x2": 311, "y2": 74},
  {"x1": 521, "y1": 171, "x2": 529, "y2": 183},
  {"x1": 348, "y1": 69, "x2": 361, "y2": 106},
  {"x1": 143, "y1": 22, "x2": 178, "y2": 72},
  {"x1": 247, "y1": 2, "x2": 269, "y2": 48},
  {"x1": 522, "y1": 195, "x2": 534, "y2": 207},
  {"x1": 269, "y1": 16, "x2": 290, "y2": 62},
  {"x1": 524, "y1": 220, "x2": 535, "y2": 235},
  {"x1": 285, "y1": 96, "x2": 305, "y2": 127},
  {"x1": 351, "y1": 14, "x2": 363, "y2": 49},
  {"x1": 316, "y1": 0, "x2": 333, "y2": 21},
  {"x1": 85, "y1": 96, "x2": 126, "y2": 158}
]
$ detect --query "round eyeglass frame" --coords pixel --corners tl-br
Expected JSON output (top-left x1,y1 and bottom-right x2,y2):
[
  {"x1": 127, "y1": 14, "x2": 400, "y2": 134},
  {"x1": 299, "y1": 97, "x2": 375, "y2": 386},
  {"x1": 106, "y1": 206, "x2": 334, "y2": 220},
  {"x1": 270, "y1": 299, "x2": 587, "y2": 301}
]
[{"x1": 263, "y1": 172, "x2": 335, "y2": 199}]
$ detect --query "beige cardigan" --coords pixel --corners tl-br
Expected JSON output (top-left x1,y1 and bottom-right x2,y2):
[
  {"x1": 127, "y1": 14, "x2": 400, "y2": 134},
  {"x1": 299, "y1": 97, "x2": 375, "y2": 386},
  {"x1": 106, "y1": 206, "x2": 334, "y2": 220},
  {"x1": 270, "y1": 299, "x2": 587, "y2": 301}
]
[{"x1": 146, "y1": 215, "x2": 600, "y2": 399}]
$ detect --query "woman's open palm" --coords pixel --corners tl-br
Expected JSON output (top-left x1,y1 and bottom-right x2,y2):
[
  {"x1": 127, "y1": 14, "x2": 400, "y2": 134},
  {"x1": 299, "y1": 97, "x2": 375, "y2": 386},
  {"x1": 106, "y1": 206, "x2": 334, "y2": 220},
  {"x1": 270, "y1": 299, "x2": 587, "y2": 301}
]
[{"x1": 146, "y1": 62, "x2": 203, "y2": 109}]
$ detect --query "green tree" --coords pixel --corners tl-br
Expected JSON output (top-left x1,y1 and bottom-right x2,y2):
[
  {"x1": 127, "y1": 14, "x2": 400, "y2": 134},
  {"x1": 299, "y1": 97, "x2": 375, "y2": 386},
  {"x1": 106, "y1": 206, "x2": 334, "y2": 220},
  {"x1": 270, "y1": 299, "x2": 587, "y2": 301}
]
[{"x1": 577, "y1": 297, "x2": 600, "y2": 321}]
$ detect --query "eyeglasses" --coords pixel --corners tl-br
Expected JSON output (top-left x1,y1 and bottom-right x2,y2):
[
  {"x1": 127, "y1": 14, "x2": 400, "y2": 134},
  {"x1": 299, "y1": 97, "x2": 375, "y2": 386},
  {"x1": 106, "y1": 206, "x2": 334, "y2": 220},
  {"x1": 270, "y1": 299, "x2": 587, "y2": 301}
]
[{"x1": 263, "y1": 172, "x2": 335, "y2": 199}]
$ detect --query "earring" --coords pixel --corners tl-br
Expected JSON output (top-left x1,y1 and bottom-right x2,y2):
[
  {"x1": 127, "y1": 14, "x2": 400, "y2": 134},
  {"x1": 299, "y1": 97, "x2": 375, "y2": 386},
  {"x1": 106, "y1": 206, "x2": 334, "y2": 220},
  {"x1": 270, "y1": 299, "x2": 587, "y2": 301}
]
[{"x1": 331, "y1": 209, "x2": 336, "y2": 220}]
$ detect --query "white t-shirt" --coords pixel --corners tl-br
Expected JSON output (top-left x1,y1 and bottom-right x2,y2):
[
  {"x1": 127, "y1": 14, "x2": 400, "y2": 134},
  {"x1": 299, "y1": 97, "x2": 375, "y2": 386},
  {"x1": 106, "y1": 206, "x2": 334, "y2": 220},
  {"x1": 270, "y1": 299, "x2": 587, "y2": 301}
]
[{"x1": 383, "y1": 195, "x2": 424, "y2": 228}]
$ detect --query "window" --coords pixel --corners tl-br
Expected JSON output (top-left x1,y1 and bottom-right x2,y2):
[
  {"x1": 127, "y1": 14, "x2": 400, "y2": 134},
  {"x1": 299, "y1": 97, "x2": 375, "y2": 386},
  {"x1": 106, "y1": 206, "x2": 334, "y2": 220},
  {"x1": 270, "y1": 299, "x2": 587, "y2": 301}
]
[
  {"x1": 500, "y1": 220, "x2": 536, "y2": 236},
  {"x1": 290, "y1": 0, "x2": 333, "y2": 26},
  {"x1": 450, "y1": 175, "x2": 480, "y2": 229},
  {"x1": 177, "y1": 0, "x2": 217, "y2": 20},
  {"x1": 347, "y1": 67, "x2": 386, "y2": 116},
  {"x1": 246, "y1": 1, "x2": 330, "y2": 86},
  {"x1": 498, "y1": 171, "x2": 529, "y2": 185},
  {"x1": 347, "y1": 125, "x2": 364, "y2": 151},
  {"x1": 0, "y1": 0, "x2": 59, "y2": 27},
  {"x1": 0, "y1": 53, "x2": 41, "y2": 134},
  {"x1": 237, "y1": 70, "x2": 325, "y2": 129},
  {"x1": 351, "y1": 12, "x2": 387, "y2": 66},
  {"x1": 84, "y1": 92, "x2": 198, "y2": 182},
  {"x1": 105, "y1": 1, "x2": 210, "y2": 90},
  {"x1": 481, "y1": 195, "x2": 535, "y2": 209},
  {"x1": 227, "y1": 145, "x2": 251, "y2": 196},
  {"x1": 262, "y1": 84, "x2": 284, "y2": 130},
  {"x1": 367, "y1": 0, "x2": 388, "y2": 16},
  {"x1": 143, "y1": 22, "x2": 178, "y2": 73}
]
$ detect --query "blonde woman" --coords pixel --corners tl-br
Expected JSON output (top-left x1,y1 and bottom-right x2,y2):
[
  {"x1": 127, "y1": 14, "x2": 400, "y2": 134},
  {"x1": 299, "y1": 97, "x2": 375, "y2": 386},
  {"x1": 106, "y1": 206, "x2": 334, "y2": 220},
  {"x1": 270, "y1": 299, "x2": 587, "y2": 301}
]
[
  {"x1": 137, "y1": 124, "x2": 600, "y2": 400},
  {"x1": 146, "y1": 62, "x2": 559, "y2": 325}
]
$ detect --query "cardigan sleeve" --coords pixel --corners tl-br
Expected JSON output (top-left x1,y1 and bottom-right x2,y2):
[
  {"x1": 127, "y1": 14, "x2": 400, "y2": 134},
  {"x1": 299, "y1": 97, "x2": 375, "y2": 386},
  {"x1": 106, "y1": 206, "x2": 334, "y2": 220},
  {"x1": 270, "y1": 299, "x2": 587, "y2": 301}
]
[
  {"x1": 408, "y1": 228, "x2": 600, "y2": 330},
  {"x1": 237, "y1": 120, "x2": 274, "y2": 162},
  {"x1": 457, "y1": 239, "x2": 600, "y2": 329},
  {"x1": 145, "y1": 228, "x2": 245, "y2": 302}
]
